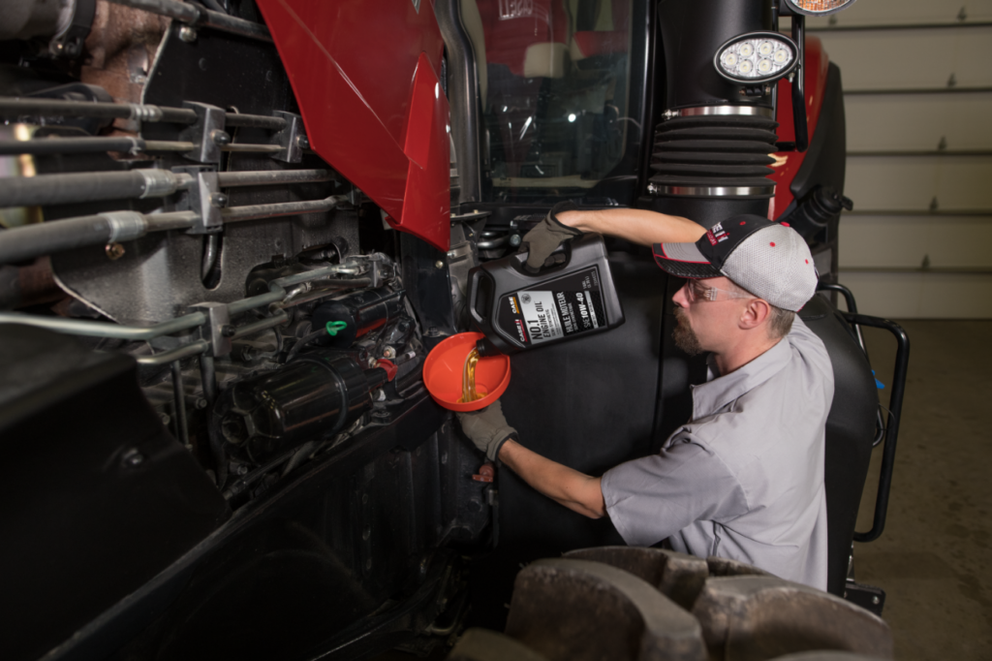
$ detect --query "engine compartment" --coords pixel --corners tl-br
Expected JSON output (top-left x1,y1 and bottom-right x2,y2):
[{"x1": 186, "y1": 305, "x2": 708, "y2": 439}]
[{"x1": 0, "y1": 3, "x2": 498, "y2": 659}]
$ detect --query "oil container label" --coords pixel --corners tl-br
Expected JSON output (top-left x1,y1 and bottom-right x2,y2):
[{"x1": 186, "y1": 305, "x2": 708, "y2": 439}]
[{"x1": 496, "y1": 267, "x2": 606, "y2": 346}]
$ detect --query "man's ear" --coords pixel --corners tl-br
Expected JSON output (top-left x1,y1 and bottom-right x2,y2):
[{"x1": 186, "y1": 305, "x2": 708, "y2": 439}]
[{"x1": 739, "y1": 298, "x2": 771, "y2": 330}]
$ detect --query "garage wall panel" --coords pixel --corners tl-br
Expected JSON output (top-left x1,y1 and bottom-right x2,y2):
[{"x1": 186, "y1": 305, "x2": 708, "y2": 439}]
[
  {"x1": 834, "y1": 271, "x2": 992, "y2": 319},
  {"x1": 814, "y1": 28, "x2": 992, "y2": 91},
  {"x1": 845, "y1": 93, "x2": 992, "y2": 151},
  {"x1": 839, "y1": 216, "x2": 992, "y2": 269},
  {"x1": 807, "y1": 2, "x2": 992, "y2": 318},
  {"x1": 807, "y1": 0, "x2": 992, "y2": 27},
  {"x1": 844, "y1": 156, "x2": 992, "y2": 211}
]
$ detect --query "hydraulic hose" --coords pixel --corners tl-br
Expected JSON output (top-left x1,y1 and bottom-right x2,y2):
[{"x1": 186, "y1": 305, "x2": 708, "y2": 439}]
[
  {"x1": 0, "y1": 211, "x2": 196, "y2": 265},
  {"x1": 0, "y1": 170, "x2": 192, "y2": 208},
  {"x1": 0, "y1": 196, "x2": 340, "y2": 266}
]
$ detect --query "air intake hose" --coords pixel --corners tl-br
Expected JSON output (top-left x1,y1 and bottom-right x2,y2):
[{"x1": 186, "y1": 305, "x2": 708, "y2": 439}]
[{"x1": 649, "y1": 114, "x2": 781, "y2": 198}]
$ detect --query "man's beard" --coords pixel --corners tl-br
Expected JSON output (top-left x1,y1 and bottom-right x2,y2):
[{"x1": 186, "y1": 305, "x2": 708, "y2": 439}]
[{"x1": 673, "y1": 307, "x2": 702, "y2": 356}]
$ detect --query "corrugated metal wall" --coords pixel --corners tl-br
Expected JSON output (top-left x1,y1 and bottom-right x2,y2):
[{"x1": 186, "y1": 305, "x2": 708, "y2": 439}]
[{"x1": 805, "y1": 0, "x2": 992, "y2": 318}]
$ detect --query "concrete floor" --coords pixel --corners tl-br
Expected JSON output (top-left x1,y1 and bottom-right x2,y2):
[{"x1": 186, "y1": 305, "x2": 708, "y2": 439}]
[{"x1": 856, "y1": 320, "x2": 992, "y2": 659}]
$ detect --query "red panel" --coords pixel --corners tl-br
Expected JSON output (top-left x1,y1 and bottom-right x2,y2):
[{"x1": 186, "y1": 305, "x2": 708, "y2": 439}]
[
  {"x1": 255, "y1": 0, "x2": 451, "y2": 250},
  {"x1": 768, "y1": 36, "x2": 829, "y2": 220}
]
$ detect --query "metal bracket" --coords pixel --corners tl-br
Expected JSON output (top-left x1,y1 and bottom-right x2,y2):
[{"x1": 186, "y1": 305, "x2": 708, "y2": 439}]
[
  {"x1": 271, "y1": 111, "x2": 306, "y2": 163},
  {"x1": 49, "y1": 0, "x2": 96, "y2": 59},
  {"x1": 179, "y1": 102, "x2": 228, "y2": 164},
  {"x1": 173, "y1": 166, "x2": 223, "y2": 234},
  {"x1": 189, "y1": 302, "x2": 233, "y2": 357}
]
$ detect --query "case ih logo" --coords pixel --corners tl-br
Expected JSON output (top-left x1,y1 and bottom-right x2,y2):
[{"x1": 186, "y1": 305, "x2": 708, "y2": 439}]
[
  {"x1": 514, "y1": 319, "x2": 529, "y2": 343},
  {"x1": 706, "y1": 222, "x2": 729, "y2": 246},
  {"x1": 499, "y1": 0, "x2": 534, "y2": 19}
]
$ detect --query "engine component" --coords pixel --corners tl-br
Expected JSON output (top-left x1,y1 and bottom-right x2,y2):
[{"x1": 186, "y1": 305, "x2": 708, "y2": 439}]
[
  {"x1": 312, "y1": 288, "x2": 406, "y2": 348},
  {"x1": 0, "y1": 0, "x2": 96, "y2": 60},
  {"x1": 221, "y1": 351, "x2": 385, "y2": 463}
]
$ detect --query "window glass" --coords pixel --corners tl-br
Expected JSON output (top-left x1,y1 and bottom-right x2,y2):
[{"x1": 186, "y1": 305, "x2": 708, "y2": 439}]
[{"x1": 475, "y1": 0, "x2": 635, "y2": 200}]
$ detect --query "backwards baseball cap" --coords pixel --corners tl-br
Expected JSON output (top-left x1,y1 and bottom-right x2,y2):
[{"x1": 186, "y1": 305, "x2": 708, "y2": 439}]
[{"x1": 652, "y1": 215, "x2": 817, "y2": 312}]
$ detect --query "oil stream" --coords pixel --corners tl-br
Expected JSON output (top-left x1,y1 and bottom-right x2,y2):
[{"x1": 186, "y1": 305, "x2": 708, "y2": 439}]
[{"x1": 459, "y1": 347, "x2": 486, "y2": 403}]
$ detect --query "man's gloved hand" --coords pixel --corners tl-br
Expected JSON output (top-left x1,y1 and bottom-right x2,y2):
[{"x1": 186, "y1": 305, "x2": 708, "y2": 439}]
[
  {"x1": 519, "y1": 201, "x2": 581, "y2": 274},
  {"x1": 456, "y1": 400, "x2": 517, "y2": 462}
]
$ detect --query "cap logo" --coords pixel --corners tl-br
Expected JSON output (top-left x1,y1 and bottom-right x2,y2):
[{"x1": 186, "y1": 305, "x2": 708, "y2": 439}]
[{"x1": 706, "y1": 222, "x2": 729, "y2": 246}]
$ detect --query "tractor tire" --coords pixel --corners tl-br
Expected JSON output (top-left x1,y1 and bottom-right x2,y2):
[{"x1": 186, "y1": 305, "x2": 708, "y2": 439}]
[{"x1": 447, "y1": 547, "x2": 893, "y2": 661}]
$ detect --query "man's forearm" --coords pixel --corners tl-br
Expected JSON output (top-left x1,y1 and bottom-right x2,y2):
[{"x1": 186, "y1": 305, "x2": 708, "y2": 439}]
[
  {"x1": 556, "y1": 208, "x2": 706, "y2": 247},
  {"x1": 498, "y1": 439, "x2": 605, "y2": 519}
]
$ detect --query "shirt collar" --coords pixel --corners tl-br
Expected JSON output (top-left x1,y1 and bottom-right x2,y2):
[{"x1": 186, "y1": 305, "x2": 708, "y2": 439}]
[{"x1": 691, "y1": 336, "x2": 792, "y2": 419}]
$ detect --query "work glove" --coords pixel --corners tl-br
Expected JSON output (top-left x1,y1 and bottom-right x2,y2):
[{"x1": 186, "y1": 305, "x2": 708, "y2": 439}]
[
  {"x1": 456, "y1": 400, "x2": 517, "y2": 462},
  {"x1": 519, "y1": 201, "x2": 582, "y2": 274}
]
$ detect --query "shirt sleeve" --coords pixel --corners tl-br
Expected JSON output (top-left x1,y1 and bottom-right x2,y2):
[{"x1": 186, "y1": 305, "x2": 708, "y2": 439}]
[{"x1": 600, "y1": 433, "x2": 749, "y2": 547}]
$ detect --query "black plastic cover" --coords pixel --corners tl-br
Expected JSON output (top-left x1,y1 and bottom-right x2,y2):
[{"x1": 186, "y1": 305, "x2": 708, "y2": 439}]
[
  {"x1": 799, "y1": 295, "x2": 878, "y2": 596},
  {"x1": 0, "y1": 324, "x2": 231, "y2": 661}
]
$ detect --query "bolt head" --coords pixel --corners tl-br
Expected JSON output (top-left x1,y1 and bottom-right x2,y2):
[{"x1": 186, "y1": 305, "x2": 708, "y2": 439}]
[
  {"x1": 435, "y1": 260, "x2": 445, "y2": 269},
  {"x1": 179, "y1": 26, "x2": 198, "y2": 43},
  {"x1": 122, "y1": 449, "x2": 145, "y2": 467},
  {"x1": 509, "y1": 233, "x2": 522, "y2": 247},
  {"x1": 212, "y1": 193, "x2": 229, "y2": 208},
  {"x1": 105, "y1": 243, "x2": 125, "y2": 260},
  {"x1": 296, "y1": 134, "x2": 310, "y2": 150},
  {"x1": 221, "y1": 324, "x2": 236, "y2": 337},
  {"x1": 872, "y1": 595, "x2": 880, "y2": 604},
  {"x1": 211, "y1": 130, "x2": 232, "y2": 146}
]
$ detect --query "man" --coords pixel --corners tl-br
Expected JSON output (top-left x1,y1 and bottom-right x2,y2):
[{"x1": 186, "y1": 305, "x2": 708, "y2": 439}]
[{"x1": 458, "y1": 205, "x2": 834, "y2": 590}]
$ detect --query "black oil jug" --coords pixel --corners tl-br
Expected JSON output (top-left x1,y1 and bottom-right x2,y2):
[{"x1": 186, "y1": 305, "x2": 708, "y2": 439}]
[{"x1": 467, "y1": 233, "x2": 624, "y2": 356}]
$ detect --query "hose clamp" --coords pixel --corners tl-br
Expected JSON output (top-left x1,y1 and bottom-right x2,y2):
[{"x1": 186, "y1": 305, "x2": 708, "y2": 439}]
[
  {"x1": 99, "y1": 211, "x2": 148, "y2": 243},
  {"x1": 662, "y1": 105, "x2": 775, "y2": 120},
  {"x1": 138, "y1": 169, "x2": 181, "y2": 198},
  {"x1": 128, "y1": 103, "x2": 164, "y2": 122}
]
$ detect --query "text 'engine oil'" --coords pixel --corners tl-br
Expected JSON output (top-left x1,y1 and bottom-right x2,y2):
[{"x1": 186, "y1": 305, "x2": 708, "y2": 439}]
[{"x1": 468, "y1": 233, "x2": 624, "y2": 356}]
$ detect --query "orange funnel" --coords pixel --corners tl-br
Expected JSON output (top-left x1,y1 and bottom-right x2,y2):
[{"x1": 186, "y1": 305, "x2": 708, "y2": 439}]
[{"x1": 424, "y1": 332, "x2": 510, "y2": 412}]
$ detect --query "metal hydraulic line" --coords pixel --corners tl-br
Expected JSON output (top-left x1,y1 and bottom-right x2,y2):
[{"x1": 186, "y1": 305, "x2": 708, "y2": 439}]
[
  {"x1": 0, "y1": 98, "x2": 285, "y2": 130},
  {"x1": 0, "y1": 169, "x2": 333, "y2": 207}
]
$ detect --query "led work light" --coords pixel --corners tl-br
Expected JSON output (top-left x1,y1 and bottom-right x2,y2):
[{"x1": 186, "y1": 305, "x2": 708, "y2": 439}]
[
  {"x1": 714, "y1": 32, "x2": 798, "y2": 84},
  {"x1": 783, "y1": 0, "x2": 858, "y2": 16}
]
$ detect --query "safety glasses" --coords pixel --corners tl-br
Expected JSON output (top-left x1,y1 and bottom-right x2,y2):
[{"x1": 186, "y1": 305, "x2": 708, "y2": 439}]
[{"x1": 683, "y1": 280, "x2": 753, "y2": 304}]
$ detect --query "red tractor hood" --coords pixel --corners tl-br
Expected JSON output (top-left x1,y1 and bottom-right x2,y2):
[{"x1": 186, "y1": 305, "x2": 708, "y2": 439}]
[{"x1": 256, "y1": 0, "x2": 451, "y2": 251}]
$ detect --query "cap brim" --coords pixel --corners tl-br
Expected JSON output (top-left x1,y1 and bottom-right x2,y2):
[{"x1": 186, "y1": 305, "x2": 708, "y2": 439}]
[{"x1": 652, "y1": 242, "x2": 722, "y2": 278}]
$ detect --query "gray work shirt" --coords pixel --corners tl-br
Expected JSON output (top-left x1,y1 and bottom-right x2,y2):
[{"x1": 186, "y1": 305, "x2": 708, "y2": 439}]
[{"x1": 600, "y1": 318, "x2": 833, "y2": 590}]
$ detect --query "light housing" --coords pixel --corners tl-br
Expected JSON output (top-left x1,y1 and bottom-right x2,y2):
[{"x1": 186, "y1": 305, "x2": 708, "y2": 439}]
[
  {"x1": 783, "y1": 0, "x2": 858, "y2": 16},
  {"x1": 713, "y1": 32, "x2": 799, "y2": 85}
]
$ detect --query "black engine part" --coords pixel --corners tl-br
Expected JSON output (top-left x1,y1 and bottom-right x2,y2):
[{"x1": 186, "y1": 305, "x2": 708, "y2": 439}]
[
  {"x1": 0, "y1": 324, "x2": 231, "y2": 661},
  {"x1": 312, "y1": 288, "x2": 407, "y2": 348},
  {"x1": 222, "y1": 351, "x2": 383, "y2": 463}
]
